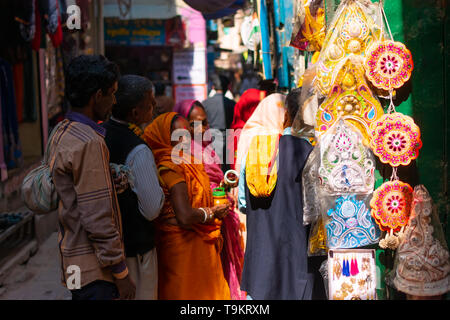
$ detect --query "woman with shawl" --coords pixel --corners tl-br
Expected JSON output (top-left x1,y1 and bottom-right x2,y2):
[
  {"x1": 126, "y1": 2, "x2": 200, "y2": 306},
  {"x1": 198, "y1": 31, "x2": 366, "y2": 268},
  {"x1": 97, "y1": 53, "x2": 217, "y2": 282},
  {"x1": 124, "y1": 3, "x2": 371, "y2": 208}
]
[
  {"x1": 239, "y1": 89, "x2": 315, "y2": 299},
  {"x1": 229, "y1": 88, "x2": 267, "y2": 170},
  {"x1": 235, "y1": 93, "x2": 287, "y2": 212},
  {"x1": 143, "y1": 112, "x2": 230, "y2": 300},
  {"x1": 173, "y1": 100, "x2": 246, "y2": 300}
]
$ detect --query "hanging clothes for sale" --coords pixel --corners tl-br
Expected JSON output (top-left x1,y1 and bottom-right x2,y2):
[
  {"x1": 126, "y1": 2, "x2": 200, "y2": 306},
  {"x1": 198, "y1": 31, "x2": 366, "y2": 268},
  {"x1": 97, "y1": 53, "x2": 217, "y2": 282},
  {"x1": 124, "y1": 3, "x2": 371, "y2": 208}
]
[
  {"x1": 290, "y1": 0, "x2": 326, "y2": 52},
  {"x1": 0, "y1": 91, "x2": 7, "y2": 181},
  {"x1": 0, "y1": 58, "x2": 23, "y2": 170},
  {"x1": 42, "y1": 0, "x2": 63, "y2": 48},
  {"x1": 12, "y1": 62, "x2": 24, "y2": 123}
]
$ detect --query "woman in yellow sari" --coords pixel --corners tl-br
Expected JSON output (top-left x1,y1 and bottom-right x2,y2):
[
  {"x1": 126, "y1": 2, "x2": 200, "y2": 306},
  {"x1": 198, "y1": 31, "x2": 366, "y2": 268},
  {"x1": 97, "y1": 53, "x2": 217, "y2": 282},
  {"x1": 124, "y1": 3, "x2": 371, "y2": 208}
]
[{"x1": 143, "y1": 112, "x2": 231, "y2": 300}]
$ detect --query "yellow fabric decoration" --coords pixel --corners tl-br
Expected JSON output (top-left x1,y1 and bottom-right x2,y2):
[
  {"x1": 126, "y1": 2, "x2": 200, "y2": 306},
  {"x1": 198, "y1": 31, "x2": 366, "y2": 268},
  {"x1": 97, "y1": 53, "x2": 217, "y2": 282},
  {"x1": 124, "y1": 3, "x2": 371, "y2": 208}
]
[
  {"x1": 245, "y1": 134, "x2": 280, "y2": 198},
  {"x1": 301, "y1": 5, "x2": 326, "y2": 52},
  {"x1": 311, "y1": 51, "x2": 321, "y2": 64}
]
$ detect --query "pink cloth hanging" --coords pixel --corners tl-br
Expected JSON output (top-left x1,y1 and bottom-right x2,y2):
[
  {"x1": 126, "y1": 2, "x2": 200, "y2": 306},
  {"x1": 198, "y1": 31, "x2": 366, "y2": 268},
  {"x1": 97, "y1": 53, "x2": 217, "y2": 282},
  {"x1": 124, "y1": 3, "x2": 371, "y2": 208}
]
[{"x1": 0, "y1": 92, "x2": 8, "y2": 181}]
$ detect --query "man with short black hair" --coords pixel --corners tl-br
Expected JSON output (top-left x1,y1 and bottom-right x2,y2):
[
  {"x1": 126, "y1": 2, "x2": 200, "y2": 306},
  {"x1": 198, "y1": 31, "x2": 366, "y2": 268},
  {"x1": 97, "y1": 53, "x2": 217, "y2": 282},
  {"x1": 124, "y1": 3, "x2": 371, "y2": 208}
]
[
  {"x1": 103, "y1": 74, "x2": 165, "y2": 300},
  {"x1": 52, "y1": 54, "x2": 135, "y2": 300},
  {"x1": 202, "y1": 74, "x2": 236, "y2": 170}
]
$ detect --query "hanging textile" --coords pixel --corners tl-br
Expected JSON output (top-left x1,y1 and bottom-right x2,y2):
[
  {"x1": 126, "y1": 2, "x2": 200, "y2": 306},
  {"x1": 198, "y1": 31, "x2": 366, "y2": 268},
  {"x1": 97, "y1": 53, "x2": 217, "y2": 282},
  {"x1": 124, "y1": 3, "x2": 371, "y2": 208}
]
[
  {"x1": 0, "y1": 58, "x2": 23, "y2": 170},
  {"x1": 0, "y1": 89, "x2": 7, "y2": 181},
  {"x1": 45, "y1": 37, "x2": 65, "y2": 120},
  {"x1": 12, "y1": 63, "x2": 25, "y2": 123},
  {"x1": 314, "y1": 0, "x2": 384, "y2": 96},
  {"x1": 318, "y1": 119, "x2": 375, "y2": 195},
  {"x1": 42, "y1": 0, "x2": 63, "y2": 48},
  {"x1": 389, "y1": 185, "x2": 450, "y2": 297},
  {"x1": 315, "y1": 58, "x2": 384, "y2": 144},
  {"x1": 290, "y1": 0, "x2": 326, "y2": 52},
  {"x1": 325, "y1": 194, "x2": 381, "y2": 249}
]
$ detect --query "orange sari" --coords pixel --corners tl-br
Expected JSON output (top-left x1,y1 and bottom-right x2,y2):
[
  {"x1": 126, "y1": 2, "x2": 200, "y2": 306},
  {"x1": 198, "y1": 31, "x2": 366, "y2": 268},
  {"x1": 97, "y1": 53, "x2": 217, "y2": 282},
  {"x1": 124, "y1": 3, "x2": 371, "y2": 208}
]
[{"x1": 143, "y1": 112, "x2": 230, "y2": 300}]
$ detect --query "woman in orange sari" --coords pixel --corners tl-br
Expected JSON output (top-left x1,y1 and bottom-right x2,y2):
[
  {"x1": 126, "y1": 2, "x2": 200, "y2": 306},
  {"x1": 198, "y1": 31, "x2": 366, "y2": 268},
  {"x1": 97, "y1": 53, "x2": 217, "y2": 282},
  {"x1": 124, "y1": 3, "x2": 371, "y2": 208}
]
[{"x1": 143, "y1": 112, "x2": 231, "y2": 300}]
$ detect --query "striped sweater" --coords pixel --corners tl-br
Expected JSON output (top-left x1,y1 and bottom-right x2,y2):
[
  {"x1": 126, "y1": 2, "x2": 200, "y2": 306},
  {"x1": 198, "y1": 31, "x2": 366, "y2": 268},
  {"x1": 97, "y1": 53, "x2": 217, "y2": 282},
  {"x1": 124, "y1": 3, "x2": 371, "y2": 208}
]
[{"x1": 51, "y1": 115, "x2": 128, "y2": 288}]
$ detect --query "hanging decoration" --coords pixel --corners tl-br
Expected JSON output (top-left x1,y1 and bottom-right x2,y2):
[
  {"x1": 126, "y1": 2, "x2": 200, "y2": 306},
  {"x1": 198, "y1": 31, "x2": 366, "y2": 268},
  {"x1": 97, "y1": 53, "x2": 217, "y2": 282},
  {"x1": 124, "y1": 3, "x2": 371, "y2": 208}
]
[
  {"x1": 240, "y1": 12, "x2": 261, "y2": 51},
  {"x1": 325, "y1": 194, "x2": 381, "y2": 249},
  {"x1": 328, "y1": 249, "x2": 377, "y2": 300},
  {"x1": 369, "y1": 112, "x2": 422, "y2": 167},
  {"x1": 318, "y1": 119, "x2": 375, "y2": 195},
  {"x1": 389, "y1": 185, "x2": 450, "y2": 297},
  {"x1": 314, "y1": 0, "x2": 383, "y2": 96},
  {"x1": 315, "y1": 58, "x2": 384, "y2": 142},
  {"x1": 370, "y1": 180, "x2": 413, "y2": 233},
  {"x1": 290, "y1": 0, "x2": 326, "y2": 52},
  {"x1": 365, "y1": 40, "x2": 414, "y2": 91}
]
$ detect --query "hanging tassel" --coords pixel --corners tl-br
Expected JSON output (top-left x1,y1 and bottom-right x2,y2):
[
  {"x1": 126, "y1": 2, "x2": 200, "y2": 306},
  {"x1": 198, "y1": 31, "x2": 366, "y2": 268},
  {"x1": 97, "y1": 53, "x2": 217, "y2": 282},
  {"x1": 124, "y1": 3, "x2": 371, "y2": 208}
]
[
  {"x1": 354, "y1": 256, "x2": 359, "y2": 275},
  {"x1": 343, "y1": 257, "x2": 350, "y2": 277},
  {"x1": 350, "y1": 256, "x2": 356, "y2": 276}
]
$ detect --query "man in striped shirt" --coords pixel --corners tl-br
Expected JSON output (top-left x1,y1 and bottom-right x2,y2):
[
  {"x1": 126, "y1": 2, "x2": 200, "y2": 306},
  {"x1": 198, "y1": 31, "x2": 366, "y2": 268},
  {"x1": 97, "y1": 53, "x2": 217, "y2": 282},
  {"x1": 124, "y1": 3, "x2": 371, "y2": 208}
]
[
  {"x1": 53, "y1": 55, "x2": 135, "y2": 299},
  {"x1": 103, "y1": 75, "x2": 165, "y2": 300}
]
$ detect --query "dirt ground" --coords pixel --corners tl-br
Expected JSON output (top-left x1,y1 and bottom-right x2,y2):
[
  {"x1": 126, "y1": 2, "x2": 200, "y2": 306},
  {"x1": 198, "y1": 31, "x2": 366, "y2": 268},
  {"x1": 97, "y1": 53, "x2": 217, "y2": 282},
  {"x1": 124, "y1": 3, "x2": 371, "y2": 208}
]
[{"x1": 0, "y1": 232, "x2": 71, "y2": 300}]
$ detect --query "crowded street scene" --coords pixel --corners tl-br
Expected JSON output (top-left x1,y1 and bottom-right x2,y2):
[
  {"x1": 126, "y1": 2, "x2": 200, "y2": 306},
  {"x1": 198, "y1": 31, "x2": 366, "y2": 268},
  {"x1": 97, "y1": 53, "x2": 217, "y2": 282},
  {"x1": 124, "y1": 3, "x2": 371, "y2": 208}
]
[{"x1": 0, "y1": 0, "x2": 448, "y2": 307}]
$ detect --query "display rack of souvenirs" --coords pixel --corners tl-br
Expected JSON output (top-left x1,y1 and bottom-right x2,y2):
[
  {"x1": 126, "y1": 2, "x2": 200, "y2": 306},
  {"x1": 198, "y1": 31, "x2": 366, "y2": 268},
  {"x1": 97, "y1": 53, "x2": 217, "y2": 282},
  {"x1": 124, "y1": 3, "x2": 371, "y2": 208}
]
[
  {"x1": 327, "y1": 249, "x2": 377, "y2": 300},
  {"x1": 295, "y1": 0, "x2": 432, "y2": 300},
  {"x1": 388, "y1": 185, "x2": 450, "y2": 298}
]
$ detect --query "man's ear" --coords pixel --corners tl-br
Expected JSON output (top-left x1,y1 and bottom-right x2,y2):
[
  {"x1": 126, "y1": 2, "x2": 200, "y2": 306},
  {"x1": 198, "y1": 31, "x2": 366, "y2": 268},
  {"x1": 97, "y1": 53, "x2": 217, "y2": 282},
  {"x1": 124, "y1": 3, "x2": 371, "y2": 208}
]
[
  {"x1": 94, "y1": 88, "x2": 103, "y2": 104},
  {"x1": 131, "y1": 107, "x2": 139, "y2": 121},
  {"x1": 283, "y1": 109, "x2": 290, "y2": 128}
]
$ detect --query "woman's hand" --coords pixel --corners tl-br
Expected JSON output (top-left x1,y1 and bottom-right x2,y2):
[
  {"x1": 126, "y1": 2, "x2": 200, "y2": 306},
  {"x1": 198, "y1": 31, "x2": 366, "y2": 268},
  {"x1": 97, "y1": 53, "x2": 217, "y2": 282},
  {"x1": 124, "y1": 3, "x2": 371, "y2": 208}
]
[{"x1": 211, "y1": 203, "x2": 230, "y2": 220}]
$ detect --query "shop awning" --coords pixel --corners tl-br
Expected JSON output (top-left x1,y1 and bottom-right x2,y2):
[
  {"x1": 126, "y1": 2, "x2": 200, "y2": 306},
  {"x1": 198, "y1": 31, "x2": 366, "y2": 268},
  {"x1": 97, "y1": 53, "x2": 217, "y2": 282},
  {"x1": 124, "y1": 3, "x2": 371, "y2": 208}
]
[
  {"x1": 103, "y1": 0, "x2": 244, "y2": 20},
  {"x1": 103, "y1": 0, "x2": 178, "y2": 19},
  {"x1": 183, "y1": 0, "x2": 239, "y2": 14},
  {"x1": 201, "y1": 0, "x2": 245, "y2": 20}
]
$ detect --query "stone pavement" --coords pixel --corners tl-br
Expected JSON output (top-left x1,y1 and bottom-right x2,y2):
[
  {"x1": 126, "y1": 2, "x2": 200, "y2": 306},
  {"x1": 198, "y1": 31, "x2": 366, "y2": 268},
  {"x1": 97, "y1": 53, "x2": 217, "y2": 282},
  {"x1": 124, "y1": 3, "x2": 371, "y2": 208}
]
[{"x1": 0, "y1": 232, "x2": 71, "y2": 300}]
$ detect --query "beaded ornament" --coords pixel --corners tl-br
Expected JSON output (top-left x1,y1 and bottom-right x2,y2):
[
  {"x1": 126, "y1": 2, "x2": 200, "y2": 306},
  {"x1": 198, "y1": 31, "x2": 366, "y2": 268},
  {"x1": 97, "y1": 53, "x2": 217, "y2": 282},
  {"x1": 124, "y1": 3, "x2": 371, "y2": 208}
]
[
  {"x1": 318, "y1": 119, "x2": 375, "y2": 195},
  {"x1": 315, "y1": 0, "x2": 383, "y2": 96},
  {"x1": 326, "y1": 195, "x2": 381, "y2": 249},
  {"x1": 393, "y1": 185, "x2": 450, "y2": 296},
  {"x1": 369, "y1": 112, "x2": 422, "y2": 167},
  {"x1": 370, "y1": 180, "x2": 413, "y2": 232},
  {"x1": 315, "y1": 59, "x2": 384, "y2": 143},
  {"x1": 365, "y1": 40, "x2": 413, "y2": 91}
]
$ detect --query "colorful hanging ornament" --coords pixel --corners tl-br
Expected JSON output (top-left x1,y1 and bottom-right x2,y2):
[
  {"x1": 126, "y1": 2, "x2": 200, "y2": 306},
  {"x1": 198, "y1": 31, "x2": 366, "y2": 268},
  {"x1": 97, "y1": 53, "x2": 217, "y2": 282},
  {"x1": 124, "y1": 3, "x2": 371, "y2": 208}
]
[
  {"x1": 365, "y1": 40, "x2": 414, "y2": 91},
  {"x1": 369, "y1": 112, "x2": 422, "y2": 167},
  {"x1": 370, "y1": 180, "x2": 413, "y2": 232},
  {"x1": 391, "y1": 185, "x2": 450, "y2": 297},
  {"x1": 315, "y1": 58, "x2": 384, "y2": 143},
  {"x1": 326, "y1": 194, "x2": 381, "y2": 249},
  {"x1": 318, "y1": 119, "x2": 375, "y2": 195},
  {"x1": 314, "y1": 0, "x2": 383, "y2": 96}
]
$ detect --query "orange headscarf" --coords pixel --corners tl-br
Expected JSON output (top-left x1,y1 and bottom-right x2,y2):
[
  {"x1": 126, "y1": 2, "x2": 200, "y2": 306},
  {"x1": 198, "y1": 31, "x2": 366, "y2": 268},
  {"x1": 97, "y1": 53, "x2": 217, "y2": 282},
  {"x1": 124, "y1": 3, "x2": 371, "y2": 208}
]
[
  {"x1": 143, "y1": 112, "x2": 231, "y2": 300},
  {"x1": 143, "y1": 112, "x2": 219, "y2": 239}
]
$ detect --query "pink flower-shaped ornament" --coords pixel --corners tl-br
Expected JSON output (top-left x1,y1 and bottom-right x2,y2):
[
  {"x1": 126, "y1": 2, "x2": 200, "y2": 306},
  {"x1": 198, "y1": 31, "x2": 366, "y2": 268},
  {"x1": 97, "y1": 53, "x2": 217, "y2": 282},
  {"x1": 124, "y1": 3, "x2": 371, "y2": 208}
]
[
  {"x1": 369, "y1": 113, "x2": 422, "y2": 167},
  {"x1": 370, "y1": 180, "x2": 413, "y2": 232},
  {"x1": 365, "y1": 40, "x2": 413, "y2": 91}
]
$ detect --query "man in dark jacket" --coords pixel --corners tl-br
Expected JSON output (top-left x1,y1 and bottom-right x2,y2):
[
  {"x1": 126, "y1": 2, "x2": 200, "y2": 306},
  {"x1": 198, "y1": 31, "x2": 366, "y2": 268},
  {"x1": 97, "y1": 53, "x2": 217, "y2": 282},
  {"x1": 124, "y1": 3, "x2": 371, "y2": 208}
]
[{"x1": 103, "y1": 75, "x2": 165, "y2": 300}]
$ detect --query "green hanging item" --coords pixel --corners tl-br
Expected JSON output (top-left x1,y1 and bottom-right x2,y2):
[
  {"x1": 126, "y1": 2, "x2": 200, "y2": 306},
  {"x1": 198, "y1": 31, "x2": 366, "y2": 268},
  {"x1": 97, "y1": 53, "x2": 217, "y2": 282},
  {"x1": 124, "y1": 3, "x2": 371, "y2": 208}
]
[{"x1": 375, "y1": 249, "x2": 387, "y2": 299}]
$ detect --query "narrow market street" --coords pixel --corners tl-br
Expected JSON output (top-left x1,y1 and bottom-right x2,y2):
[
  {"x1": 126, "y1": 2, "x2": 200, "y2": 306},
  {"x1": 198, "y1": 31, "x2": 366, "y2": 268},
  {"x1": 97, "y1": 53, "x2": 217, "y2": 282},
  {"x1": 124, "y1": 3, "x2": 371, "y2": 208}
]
[
  {"x1": 0, "y1": 0, "x2": 448, "y2": 307},
  {"x1": 0, "y1": 232, "x2": 71, "y2": 300}
]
